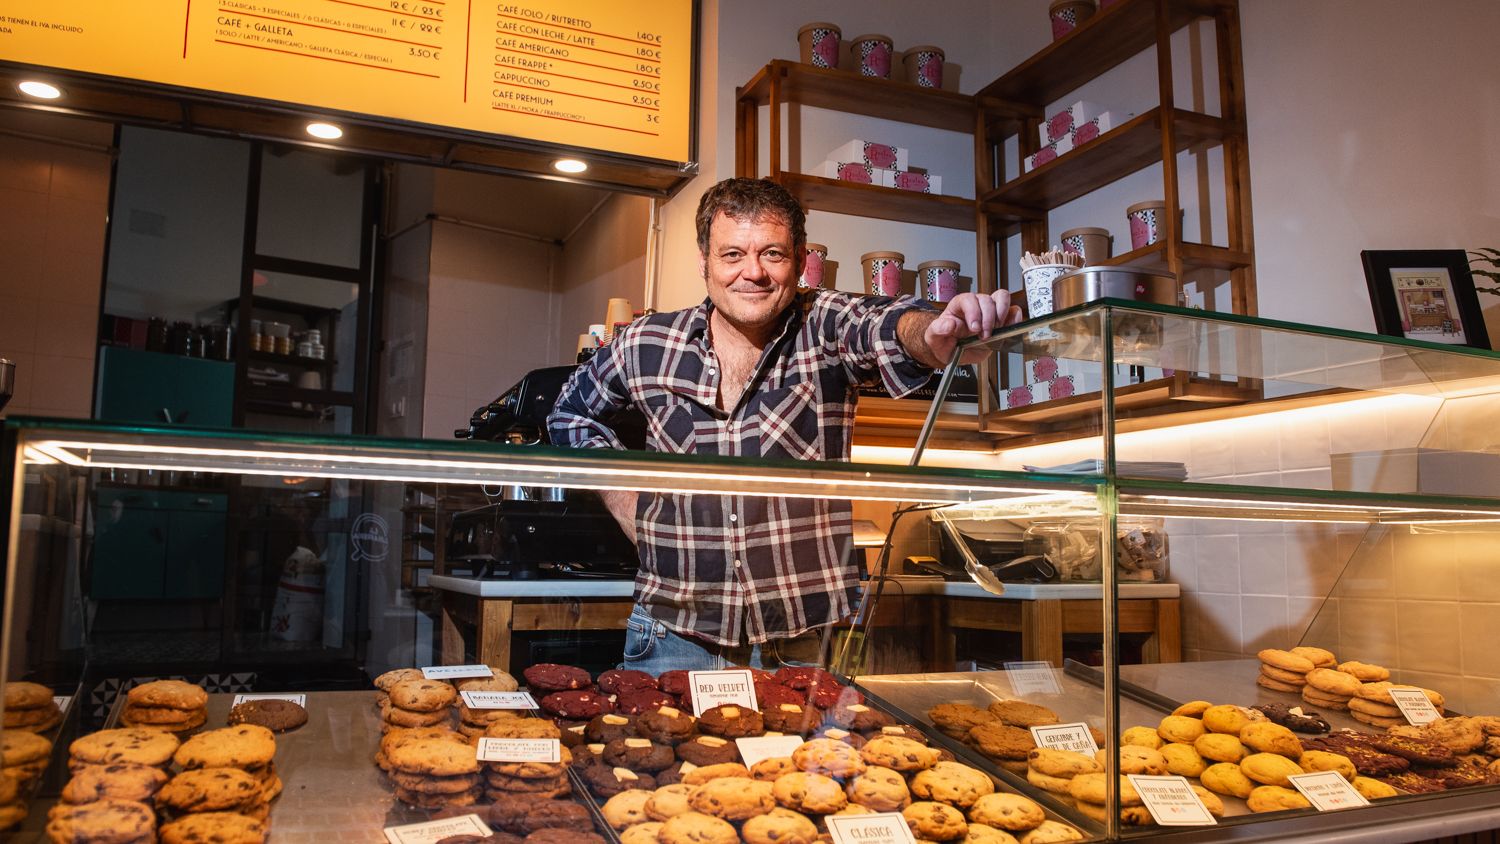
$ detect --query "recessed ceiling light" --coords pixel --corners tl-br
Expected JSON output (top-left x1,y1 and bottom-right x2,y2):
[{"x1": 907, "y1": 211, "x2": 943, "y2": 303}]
[
  {"x1": 18, "y1": 81, "x2": 62, "y2": 100},
  {"x1": 306, "y1": 122, "x2": 343, "y2": 140},
  {"x1": 553, "y1": 158, "x2": 588, "y2": 174}
]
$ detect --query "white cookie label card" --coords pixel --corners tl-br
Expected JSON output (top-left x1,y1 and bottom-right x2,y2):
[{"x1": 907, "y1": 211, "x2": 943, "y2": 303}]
[
  {"x1": 422, "y1": 664, "x2": 493, "y2": 680},
  {"x1": 1388, "y1": 688, "x2": 1442, "y2": 725},
  {"x1": 825, "y1": 811, "x2": 917, "y2": 844},
  {"x1": 53, "y1": 696, "x2": 71, "y2": 713},
  {"x1": 384, "y1": 813, "x2": 492, "y2": 844},
  {"x1": 1003, "y1": 660, "x2": 1063, "y2": 696},
  {"x1": 687, "y1": 669, "x2": 758, "y2": 715},
  {"x1": 232, "y1": 693, "x2": 308, "y2": 706},
  {"x1": 476, "y1": 738, "x2": 561, "y2": 764},
  {"x1": 1030, "y1": 722, "x2": 1099, "y2": 756},
  {"x1": 1288, "y1": 770, "x2": 1369, "y2": 811},
  {"x1": 735, "y1": 735, "x2": 805, "y2": 768},
  {"x1": 461, "y1": 691, "x2": 537, "y2": 710},
  {"x1": 1129, "y1": 775, "x2": 1217, "y2": 826}
]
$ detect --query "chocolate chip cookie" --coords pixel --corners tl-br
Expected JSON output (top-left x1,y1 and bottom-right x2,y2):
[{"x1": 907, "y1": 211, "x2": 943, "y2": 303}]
[
  {"x1": 227, "y1": 699, "x2": 308, "y2": 733},
  {"x1": 636, "y1": 705, "x2": 697, "y2": 746},
  {"x1": 603, "y1": 738, "x2": 675, "y2": 773}
]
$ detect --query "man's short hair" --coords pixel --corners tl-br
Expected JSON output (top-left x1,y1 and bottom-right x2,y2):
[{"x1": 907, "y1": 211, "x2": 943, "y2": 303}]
[{"x1": 695, "y1": 178, "x2": 806, "y2": 255}]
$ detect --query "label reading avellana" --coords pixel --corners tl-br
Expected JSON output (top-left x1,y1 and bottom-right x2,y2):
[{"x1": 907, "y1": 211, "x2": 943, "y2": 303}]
[
  {"x1": 1003, "y1": 660, "x2": 1062, "y2": 696},
  {"x1": 1288, "y1": 770, "x2": 1369, "y2": 811},
  {"x1": 384, "y1": 813, "x2": 492, "y2": 844},
  {"x1": 825, "y1": 812, "x2": 917, "y2": 844},
  {"x1": 232, "y1": 693, "x2": 308, "y2": 706},
  {"x1": 476, "y1": 738, "x2": 560, "y2": 764},
  {"x1": 460, "y1": 691, "x2": 537, "y2": 710},
  {"x1": 1129, "y1": 775, "x2": 1217, "y2": 826},
  {"x1": 422, "y1": 664, "x2": 494, "y2": 680},
  {"x1": 1030, "y1": 722, "x2": 1099, "y2": 756},
  {"x1": 735, "y1": 735, "x2": 805, "y2": 768},
  {"x1": 1388, "y1": 688, "x2": 1442, "y2": 725},
  {"x1": 686, "y1": 669, "x2": 758, "y2": 716}
]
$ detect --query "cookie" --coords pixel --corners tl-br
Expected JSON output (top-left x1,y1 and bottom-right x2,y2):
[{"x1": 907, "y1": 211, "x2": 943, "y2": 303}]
[
  {"x1": 750, "y1": 756, "x2": 798, "y2": 782},
  {"x1": 964, "y1": 823, "x2": 1027, "y2": 843},
  {"x1": 620, "y1": 823, "x2": 664, "y2": 844},
  {"x1": 583, "y1": 713, "x2": 635, "y2": 744},
  {"x1": 658, "y1": 811, "x2": 737, "y2": 844},
  {"x1": 122, "y1": 706, "x2": 206, "y2": 733},
  {"x1": 1305, "y1": 668, "x2": 1361, "y2": 698},
  {"x1": 1194, "y1": 732, "x2": 1247, "y2": 763},
  {"x1": 2, "y1": 731, "x2": 51, "y2": 766},
  {"x1": 645, "y1": 783, "x2": 696, "y2": 821},
  {"x1": 1110, "y1": 745, "x2": 1168, "y2": 776},
  {"x1": 828, "y1": 702, "x2": 894, "y2": 732},
  {"x1": 967, "y1": 791, "x2": 1045, "y2": 831},
  {"x1": 489, "y1": 746, "x2": 573, "y2": 779},
  {"x1": 174, "y1": 725, "x2": 276, "y2": 770},
  {"x1": 1027, "y1": 748, "x2": 1100, "y2": 778},
  {"x1": 967, "y1": 722, "x2": 1035, "y2": 761},
  {"x1": 1201, "y1": 705, "x2": 1254, "y2": 735},
  {"x1": 1026, "y1": 767, "x2": 1075, "y2": 795},
  {"x1": 696, "y1": 704, "x2": 763, "y2": 739},
  {"x1": 928, "y1": 703, "x2": 996, "y2": 738},
  {"x1": 61, "y1": 763, "x2": 168, "y2": 804},
  {"x1": 227, "y1": 699, "x2": 308, "y2": 733},
  {"x1": 1120, "y1": 725, "x2": 1164, "y2": 749},
  {"x1": 390, "y1": 678, "x2": 459, "y2": 713},
  {"x1": 1017, "y1": 820, "x2": 1083, "y2": 843},
  {"x1": 1157, "y1": 715, "x2": 1205, "y2": 744},
  {"x1": 4, "y1": 705, "x2": 61, "y2": 733},
  {"x1": 793, "y1": 738, "x2": 866, "y2": 779},
  {"x1": 845, "y1": 765, "x2": 910, "y2": 812},
  {"x1": 1067, "y1": 773, "x2": 1141, "y2": 806},
  {"x1": 1251, "y1": 703, "x2": 1329, "y2": 734},
  {"x1": 600, "y1": 789, "x2": 653, "y2": 829},
  {"x1": 771, "y1": 770, "x2": 847, "y2": 813},
  {"x1": 762, "y1": 703, "x2": 821, "y2": 735},
  {"x1": 522, "y1": 663, "x2": 591, "y2": 693},
  {"x1": 1256, "y1": 674, "x2": 1303, "y2": 694},
  {"x1": 390, "y1": 771, "x2": 481, "y2": 794},
  {"x1": 902, "y1": 800, "x2": 968, "y2": 840},
  {"x1": 596, "y1": 669, "x2": 657, "y2": 695},
  {"x1": 1347, "y1": 697, "x2": 1401, "y2": 718},
  {"x1": 583, "y1": 764, "x2": 654, "y2": 798},
  {"x1": 1351, "y1": 710, "x2": 1411, "y2": 729},
  {"x1": 157, "y1": 767, "x2": 265, "y2": 813},
  {"x1": 4, "y1": 681, "x2": 54, "y2": 710},
  {"x1": 1240, "y1": 722, "x2": 1302, "y2": 758},
  {"x1": 1355, "y1": 682, "x2": 1444, "y2": 710},
  {"x1": 1352, "y1": 776, "x2": 1401, "y2": 800},
  {"x1": 539, "y1": 690, "x2": 612, "y2": 720},
  {"x1": 1289, "y1": 646, "x2": 1336, "y2": 668},
  {"x1": 45, "y1": 798, "x2": 156, "y2": 844},
  {"x1": 71, "y1": 728, "x2": 179, "y2": 768},
  {"x1": 485, "y1": 718, "x2": 562, "y2": 740},
  {"x1": 1299, "y1": 749, "x2": 1357, "y2": 781},
  {"x1": 603, "y1": 737, "x2": 675, "y2": 773},
  {"x1": 675, "y1": 735, "x2": 739, "y2": 767},
  {"x1": 988, "y1": 700, "x2": 1059, "y2": 728},
  {"x1": 1423, "y1": 717, "x2": 1486, "y2": 753},
  {"x1": 754, "y1": 682, "x2": 804, "y2": 709},
  {"x1": 688, "y1": 776, "x2": 775, "y2": 820},
  {"x1": 860, "y1": 735, "x2": 939, "y2": 773},
  {"x1": 810, "y1": 726, "x2": 866, "y2": 748},
  {"x1": 386, "y1": 737, "x2": 481, "y2": 776},
  {"x1": 1246, "y1": 784, "x2": 1311, "y2": 812},
  {"x1": 1301, "y1": 733, "x2": 1410, "y2": 776},
  {"x1": 1073, "y1": 800, "x2": 1154, "y2": 826},
  {"x1": 741, "y1": 808, "x2": 818, "y2": 844},
  {"x1": 127, "y1": 680, "x2": 208, "y2": 711},
  {"x1": 1260, "y1": 664, "x2": 1310, "y2": 685},
  {"x1": 1199, "y1": 762, "x2": 1255, "y2": 798},
  {"x1": 375, "y1": 668, "x2": 426, "y2": 690},
  {"x1": 1258, "y1": 649, "x2": 1316, "y2": 674},
  {"x1": 679, "y1": 762, "x2": 751, "y2": 786},
  {"x1": 774, "y1": 666, "x2": 837, "y2": 690},
  {"x1": 874, "y1": 724, "x2": 929, "y2": 744},
  {"x1": 1336, "y1": 661, "x2": 1390, "y2": 682},
  {"x1": 636, "y1": 705, "x2": 697, "y2": 746},
  {"x1": 657, "y1": 671, "x2": 691, "y2": 698},
  {"x1": 910, "y1": 760, "x2": 994, "y2": 809},
  {"x1": 617, "y1": 689, "x2": 677, "y2": 715},
  {"x1": 383, "y1": 702, "x2": 452, "y2": 728},
  {"x1": 1371, "y1": 734, "x2": 1457, "y2": 767},
  {"x1": 457, "y1": 671, "x2": 519, "y2": 693},
  {"x1": 1161, "y1": 743, "x2": 1207, "y2": 777},
  {"x1": 1241, "y1": 752, "x2": 1305, "y2": 786}
]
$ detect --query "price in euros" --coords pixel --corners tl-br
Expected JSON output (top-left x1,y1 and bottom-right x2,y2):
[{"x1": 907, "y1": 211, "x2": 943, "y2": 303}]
[
  {"x1": 645, "y1": 114, "x2": 660, "y2": 124},
  {"x1": 632, "y1": 95, "x2": 658, "y2": 107},
  {"x1": 631, "y1": 79, "x2": 660, "y2": 91},
  {"x1": 635, "y1": 46, "x2": 660, "y2": 59},
  {"x1": 390, "y1": 1, "x2": 443, "y2": 16},
  {"x1": 408, "y1": 47, "x2": 441, "y2": 59},
  {"x1": 634, "y1": 63, "x2": 659, "y2": 75},
  {"x1": 392, "y1": 18, "x2": 442, "y2": 33},
  {"x1": 636, "y1": 31, "x2": 661, "y2": 43}
]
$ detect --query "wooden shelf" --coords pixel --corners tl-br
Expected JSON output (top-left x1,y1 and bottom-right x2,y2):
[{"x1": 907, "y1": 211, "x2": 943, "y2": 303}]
[
  {"x1": 980, "y1": 374, "x2": 1257, "y2": 436},
  {"x1": 738, "y1": 60, "x2": 981, "y2": 133},
  {"x1": 853, "y1": 397, "x2": 998, "y2": 451},
  {"x1": 248, "y1": 350, "x2": 334, "y2": 370},
  {"x1": 979, "y1": 0, "x2": 1220, "y2": 104},
  {"x1": 777, "y1": 173, "x2": 977, "y2": 232},
  {"x1": 982, "y1": 108, "x2": 1231, "y2": 214},
  {"x1": 1101, "y1": 241, "x2": 1253, "y2": 274}
]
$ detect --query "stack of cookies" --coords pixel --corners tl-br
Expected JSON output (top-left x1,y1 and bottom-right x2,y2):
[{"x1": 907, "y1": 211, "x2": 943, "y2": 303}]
[
  {"x1": 5, "y1": 681, "x2": 62, "y2": 734},
  {"x1": 1, "y1": 730, "x2": 52, "y2": 789},
  {"x1": 1255, "y1": 648, "x2": 1317, "y2": 693},
  {"x1": 453, "y1": 671, "x2": 522, "y2": 741},
  {"x1": 385, "y1": 732, "x2": 483, "y2": 810},
  {"x1": 1351, "y1": 681, "x2": 1446, "y2": 729},
  {"x1": 1302, "y1": 667, "x2": 1361, "y2": 712},
  {"x1": 1025, "y1": 747, "x2": 1101, "y2": 797},
  {"x1": 56, "y1": 727, "x2": 184, "y2": 842},
  {"x1": 383, "y1": 677, "x2": 457, "y2": 733},
  {"x1": 172, "y1": 724, "x2": 281, "y2": 827},
  {"x1": 120, "y1": 680, "x2": 208, "y2": 734},
  {"x1": 482, "y1": 717, "x2": 571, "y2": 801},
  {"x1": 373, "y1": 668, "x2": 424, "y2": 708},
  {"x1": 0, "y1": 772, "x2": 23, "y2": 832}
]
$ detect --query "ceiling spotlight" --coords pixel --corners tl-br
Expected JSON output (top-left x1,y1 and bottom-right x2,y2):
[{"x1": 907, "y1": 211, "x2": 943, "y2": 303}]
[
  {"x1": 18, "y1": 81, "x2": 62, "y2": 100},
  {"x1": 306, "y1": 122, "x2": 343, "y2": 140},
  {"x1": 553, "y1": 158, "x2": 588, "y2": 174}
]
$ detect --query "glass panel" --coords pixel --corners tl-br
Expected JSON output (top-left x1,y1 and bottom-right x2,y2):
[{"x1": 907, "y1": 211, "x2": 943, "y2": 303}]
[{"x1": 255, "y1": 146, "x2": 366, "y2": 269}]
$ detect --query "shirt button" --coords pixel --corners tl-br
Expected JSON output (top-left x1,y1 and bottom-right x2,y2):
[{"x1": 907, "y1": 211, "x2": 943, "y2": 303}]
[
  {"x1": 733, "y1": 559, "x2": 742, "y2": 568},
  {"x1": 729, "y1": 513, "x2": 738, "y2": 523},
  {"x1": 708, "y1": 367, "x2": 717, "y2": 375}
]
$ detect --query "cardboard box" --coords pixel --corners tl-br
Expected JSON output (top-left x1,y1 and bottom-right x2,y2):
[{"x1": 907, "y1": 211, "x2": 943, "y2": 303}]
[
  {"x1": 1039, "y1": 100, "x2": 1105, "y2": 145},
  {"x1": 1071, "y1": 111, "x2": 1117, "y2": 145},
  {"x1": 1024, "y1": 133, "x2": 1075, "y2": 172},
  {"x1": 892, "y1": 170, "x2": 941, "y2": 194},
  {"x1": 1000, "y1": 376, "x2": 1078, "y2": 409},
  {"x1": 1023, "y1": 112, "x2": 1116, "y2": 172},
  {"x1": 829, "y1": 139, "x2": 909, "y2": 172},
  {"x1": 821, "y1": 160, "x2": 899, "y2": 185}
]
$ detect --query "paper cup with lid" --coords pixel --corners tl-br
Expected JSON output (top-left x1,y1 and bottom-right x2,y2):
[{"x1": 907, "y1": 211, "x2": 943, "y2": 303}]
[
  {"x1": 801, "y1": 243, "x2": 828, "y2": 290},
  {"x1": 1049, "y1": 0, "x2": 1097, "y2": 40},
  {"x1": 861, "y1": 251, "x2": 905, "y2": 297},
  {"x1": 850, "y1": 34, "x2": 894, "y2": 78},
  {"x1": 902, "y1": 45, "x2": 945, "y2": 89},
  {"x1": 1060, "y1": 227, "x2": 1112, "y2": 264},
  {"x1": 917, "y1": 260, "x2": 961, "y2": 304},
  {"x1": 797, "y1": 22, "x2": 842, "y2": 69},
  {"x1": 1126, "y1": 200, "x2": 1168, "y2": 250}
]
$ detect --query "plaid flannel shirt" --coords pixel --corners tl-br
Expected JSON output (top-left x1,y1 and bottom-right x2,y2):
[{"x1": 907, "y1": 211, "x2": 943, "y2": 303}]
[{"x1": 548, "y1": 290, "x2": 932, "y2": 646}]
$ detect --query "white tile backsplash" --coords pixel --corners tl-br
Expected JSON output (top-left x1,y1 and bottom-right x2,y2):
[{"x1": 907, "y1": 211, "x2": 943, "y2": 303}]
[
  {"x1": 1459, "y1": 603, "x2": 1500, "y2": 679},
  {"x1": 1337, "y1": 597, "x2": 1398, "y2": 665},
  {"x1": 1395, "y1": 601, "x2": 1462, "y2": 676},
  {"x1": 1240, "y1": 596, "x2": 1290, "y2": 652},
  {"x1": 1238, "y1": 533, "x2": 1286, "y2": 596}
]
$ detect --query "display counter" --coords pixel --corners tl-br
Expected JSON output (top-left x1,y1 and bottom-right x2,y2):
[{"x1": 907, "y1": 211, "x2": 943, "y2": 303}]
[{"x1": 5, "y1": 300, "x2": 1500, "y2": 841}]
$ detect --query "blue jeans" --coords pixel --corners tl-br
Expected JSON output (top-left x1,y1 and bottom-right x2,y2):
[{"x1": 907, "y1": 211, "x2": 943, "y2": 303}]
[{"x1": 622, "y1": 603, "x2": 827, "y2": 673}]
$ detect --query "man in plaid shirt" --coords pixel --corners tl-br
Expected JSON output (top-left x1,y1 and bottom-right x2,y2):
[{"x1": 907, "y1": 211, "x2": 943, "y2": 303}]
[{"x1": 549, "y1": 178, "x2": 1019, "y2": 672}]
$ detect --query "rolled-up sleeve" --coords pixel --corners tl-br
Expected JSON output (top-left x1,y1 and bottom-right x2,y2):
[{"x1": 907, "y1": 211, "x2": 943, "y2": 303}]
[
  {"x1": 548, "y1": 339, "x2": 630, "y2": 449},
  {"x1": 833, "y1": 293, "x2": 934, "y2": 399}
]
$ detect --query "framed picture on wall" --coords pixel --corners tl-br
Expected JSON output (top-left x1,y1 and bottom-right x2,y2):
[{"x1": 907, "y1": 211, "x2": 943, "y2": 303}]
[{"x1": 1361, "y1": 249, "x2": 1490, "y2": 349}]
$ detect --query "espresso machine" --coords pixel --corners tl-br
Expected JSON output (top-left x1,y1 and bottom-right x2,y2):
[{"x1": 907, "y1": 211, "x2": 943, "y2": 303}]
[{"x1": 450, "y1": 365, "x2": 643, "y2": 579}]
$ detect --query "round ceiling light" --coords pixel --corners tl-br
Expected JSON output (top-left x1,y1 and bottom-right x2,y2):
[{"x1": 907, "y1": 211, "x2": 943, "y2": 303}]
[
  {"x1": 306, "y1": 122, "x2": 344, "y2": 140},
  {"x1": 553, "y1": 158, "x2": 588, "y2": 174},
  {"x1": 18, "y1": 81, "x2": 62, "y2": 100}
]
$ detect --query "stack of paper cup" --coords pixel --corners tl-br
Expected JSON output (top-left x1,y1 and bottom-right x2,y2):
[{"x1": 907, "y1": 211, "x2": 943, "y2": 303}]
[
  {"x1": 603, "y1": 299, "x2": 632, "y2": 342},
  {"x1": 1020, "y1": 264, "x2": 1075, "y2": 318}
]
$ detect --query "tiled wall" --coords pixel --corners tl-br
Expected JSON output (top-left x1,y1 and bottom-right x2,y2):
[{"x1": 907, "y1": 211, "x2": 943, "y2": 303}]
[{"x1": 0, "y1": 111, "x2": 113, "y2": 418}]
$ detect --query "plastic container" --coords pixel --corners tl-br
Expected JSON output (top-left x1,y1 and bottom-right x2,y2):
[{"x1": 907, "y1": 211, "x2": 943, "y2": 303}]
[
  {"x1": 849, "y1": 34, "x2": 894, "y2": 78},
  {"x1": 797, "y1": 22, "x2": 841, "y2": 69},
  {"x1": 917, "y1": 260, "x2": 961, "y2": 304},
  {"x1": 1022, "y1": 518, "x2": 1169, "y2": 582},
  {"x1": 1060, "y1": 227, "x2": 1112, "y2": 264},
  {"x1": 1126, "y1": 200, "x2": 1169, "y2": 249},
  {"x1": 1049, "y1": 0, "x2": 1097, "y2": 40},
  {"x1": 902, "y1": 45, "x2": 945, "y2": 88},
  {"x1": 801, "y1": 243, "x2": 828, "y2": 290},
  {"x1": 860, "y1": 251, "x2": 905, "y2": 297}
]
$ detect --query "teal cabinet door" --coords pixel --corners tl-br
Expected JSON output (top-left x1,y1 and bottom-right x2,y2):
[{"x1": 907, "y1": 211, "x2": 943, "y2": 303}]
[
  {"x1": 92, "y1": 489, "x2": 168, "y2": 599},
  {"x1": 95, "y1": 347, "x2": 234, "y2": 427},
  {"x1": 162, "y1": 494, "x2": 228, "y2": 599}
]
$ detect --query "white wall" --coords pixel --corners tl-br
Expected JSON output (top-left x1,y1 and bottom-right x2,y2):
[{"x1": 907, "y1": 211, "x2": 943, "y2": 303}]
[{"x1": 555, "y1": 194, "x2": 651, "y2": 364}]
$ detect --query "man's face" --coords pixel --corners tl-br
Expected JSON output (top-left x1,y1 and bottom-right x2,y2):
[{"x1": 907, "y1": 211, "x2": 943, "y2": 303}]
[{"x1": 699, "y1": 210, "x2": 803, "y2": 337}]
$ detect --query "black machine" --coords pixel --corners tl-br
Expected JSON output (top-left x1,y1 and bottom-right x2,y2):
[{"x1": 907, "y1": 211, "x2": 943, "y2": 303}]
[{"x1": 451, "y1": 365, "x2": 644, "y2": 580}]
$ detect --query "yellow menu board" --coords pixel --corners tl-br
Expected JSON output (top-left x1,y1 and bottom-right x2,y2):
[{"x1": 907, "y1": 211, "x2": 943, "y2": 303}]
[{"x1": 0, "y1": 0, "x2": 693, "y2": 163}]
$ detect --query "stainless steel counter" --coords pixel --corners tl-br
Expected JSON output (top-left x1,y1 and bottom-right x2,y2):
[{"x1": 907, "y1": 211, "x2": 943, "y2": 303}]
[{"x1": 428, "y1": 574, "x2": 1179, "y2": 601}]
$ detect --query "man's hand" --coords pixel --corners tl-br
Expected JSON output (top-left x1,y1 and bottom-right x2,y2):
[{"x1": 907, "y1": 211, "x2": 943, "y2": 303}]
[{"x1": 900, "y1": 290, "x2": 1023, "y2": 368}]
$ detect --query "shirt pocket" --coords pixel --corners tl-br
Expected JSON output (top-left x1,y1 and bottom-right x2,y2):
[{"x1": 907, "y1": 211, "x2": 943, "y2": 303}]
[
  {"x1": 641, "y1": 392, "x2": 701, "y2": 453},
  {"x1": 753, "y1": 380, "x2": 821, "y2": 461}
]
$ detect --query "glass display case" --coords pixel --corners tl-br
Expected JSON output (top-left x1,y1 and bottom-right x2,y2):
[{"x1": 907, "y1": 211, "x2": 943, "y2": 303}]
[{"x1": 2, "y1": 300, "x2": 1499, "y2": 842}]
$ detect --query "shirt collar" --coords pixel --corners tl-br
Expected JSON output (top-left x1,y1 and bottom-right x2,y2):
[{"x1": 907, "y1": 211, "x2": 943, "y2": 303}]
[{"x1": 690, "y1": 291, "x2": 812, "y2": 350}]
